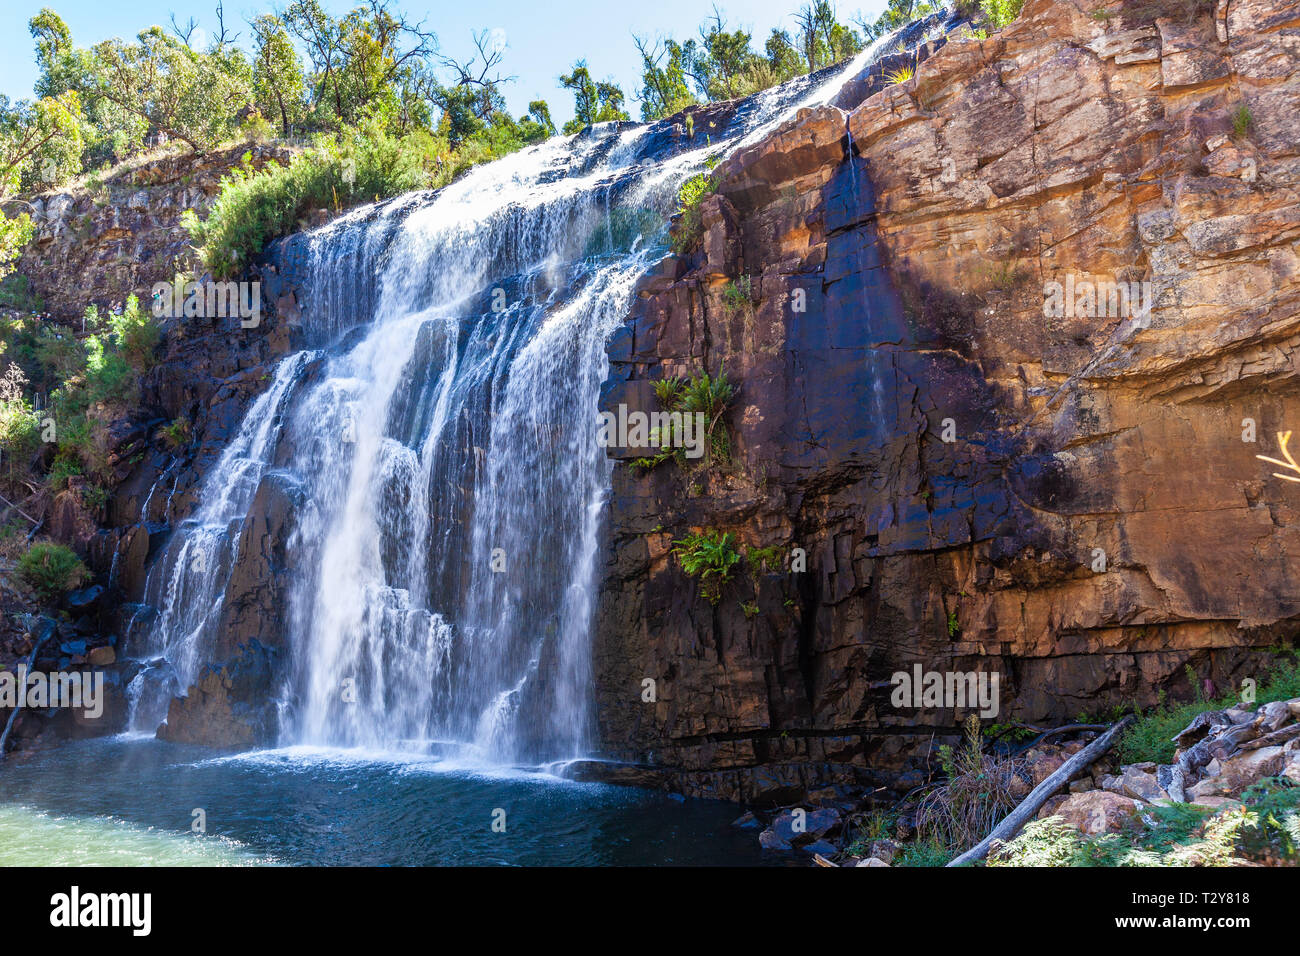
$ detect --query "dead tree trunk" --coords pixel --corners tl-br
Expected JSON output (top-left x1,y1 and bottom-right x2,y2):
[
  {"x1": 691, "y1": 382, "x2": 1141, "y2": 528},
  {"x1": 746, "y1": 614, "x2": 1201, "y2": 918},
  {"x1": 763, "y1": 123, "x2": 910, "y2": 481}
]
[
  {"x1": 0, "y1": 624, "x2": 54, "y2": 761},
  {"x1": 946, "y1": 716, "x2": 1135, "y2": 867}
]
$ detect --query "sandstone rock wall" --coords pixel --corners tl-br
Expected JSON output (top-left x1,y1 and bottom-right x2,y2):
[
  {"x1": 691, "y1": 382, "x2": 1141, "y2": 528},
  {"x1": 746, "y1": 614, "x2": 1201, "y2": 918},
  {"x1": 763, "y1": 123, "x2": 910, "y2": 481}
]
[
  {"x1": 13, "y1": 142, "x2": 293, "y2": 320},
  {"x1": 593, "y1": 0, "x2": 1300, "y2": 803}
]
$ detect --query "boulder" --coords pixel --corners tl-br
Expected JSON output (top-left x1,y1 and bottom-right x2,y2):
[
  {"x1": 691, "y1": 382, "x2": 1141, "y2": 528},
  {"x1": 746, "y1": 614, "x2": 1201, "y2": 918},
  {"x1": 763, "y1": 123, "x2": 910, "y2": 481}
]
[
  {"x1": 1048, "y1": 791, "x2": 1143, "y2": 836},
  {"x1": 803, "y1": 839, "x2": 839, "y2": 857},
  {"x1": 1117, "y1": 765, "x2": 1167, "y2": 802},
  {"x1": 155, "y1": 639, "x2": 278, "y2": 749},
  {"x1": 865, "y1": 838, "x2": 900, "y2": 865},
  {"x1": 87, "y1": 645, "x2": 115, "y2": 666},
  {"x1": 768, "y1": 806, "x2": 841, "y2": 848},
  {"x1": 1215, "y1": 746, "x2": 1288, "y2": 795}
]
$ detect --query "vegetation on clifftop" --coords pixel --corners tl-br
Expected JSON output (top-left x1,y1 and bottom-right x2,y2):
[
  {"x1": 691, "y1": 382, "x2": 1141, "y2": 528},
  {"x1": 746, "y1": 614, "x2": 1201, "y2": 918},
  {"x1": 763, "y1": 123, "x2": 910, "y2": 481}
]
[{"x1": 3, "y1": 0, "x2": 954, "y2": 276}]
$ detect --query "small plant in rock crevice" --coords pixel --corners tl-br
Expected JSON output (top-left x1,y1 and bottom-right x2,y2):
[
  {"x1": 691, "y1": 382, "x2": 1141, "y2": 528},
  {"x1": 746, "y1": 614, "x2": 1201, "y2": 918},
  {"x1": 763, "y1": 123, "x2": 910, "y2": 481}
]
[
  {"x1": 722, "y1": 274, "x2": 753, "y2": 313},
  {"x1": 672, "y1": 529, "x2": 741, "y2": 604},
  {"x1": 631, "y1": 367, "x2": 735, "y2": 472},
  {"x1": 978, "y1": 257, "x2": 1026, "y2": 293},
  {"x1": 161, "y1": 415, "x2": 193, "y2": 450},
  {"x1": 669, "y1": 171, "x2": 718, "y2": 255},
  {"x1": 1232, "y1": 103, "x2": 1254, "y2": 140}
]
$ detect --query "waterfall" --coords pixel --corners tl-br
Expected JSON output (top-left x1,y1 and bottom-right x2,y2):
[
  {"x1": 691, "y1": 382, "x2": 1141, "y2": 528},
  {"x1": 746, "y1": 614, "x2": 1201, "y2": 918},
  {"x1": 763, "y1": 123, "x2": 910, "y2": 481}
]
[{"x1": 127, "y1": 18, "x2": 951, "y2": 764}]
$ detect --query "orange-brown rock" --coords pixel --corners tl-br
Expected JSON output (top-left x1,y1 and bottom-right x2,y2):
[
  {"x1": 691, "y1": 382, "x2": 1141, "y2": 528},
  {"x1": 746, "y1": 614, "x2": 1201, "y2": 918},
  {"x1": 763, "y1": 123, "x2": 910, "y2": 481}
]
[
  {"x1": 594, "y1": 0, "x2": 1300, "y2": 802},
  {"x1": 1044, "y1": 790, "x2": 1144, "y2": 835}
]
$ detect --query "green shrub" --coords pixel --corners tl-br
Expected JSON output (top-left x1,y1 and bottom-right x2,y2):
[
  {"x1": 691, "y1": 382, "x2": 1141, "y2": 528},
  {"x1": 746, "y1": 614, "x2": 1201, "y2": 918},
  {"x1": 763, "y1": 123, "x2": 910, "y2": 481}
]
[
  {"x1": 185, "y1": 128, "x2": 422, "y2": 278},
  {"x1": 1232, "y1": 104, "x2": 1254, "y2": 139},
  {"x1": 15, "y1": 541, "x2": 90, "y2": 605},
  {"x1": 79, "y1": 483, "x2": 109, "y2": 515},
  {"x1": 676, "y1": 368, "x2": 735, "y2": 461},
  {"x1": 0, "y1": 274, "x2": 45, "y2": 313},
  {"x1": 0, "y1": 363, "x2": 39, "y2": 473},
  {"x1": 34, "y1": 327, "x2": 85, "y2": 382},
  {"x1": 633, "y1": 367, "x2": 736, "y2": 472},
  {"x1": 672, "y1": 530, "x2": 741, "y2": 604},
  {"x1": 989, "y1": 780, "x2": 1300, "y2": 867},
  {"x1": 894, "y1": 837, "x2": 952, "y2": 867},
  {"x1": 746, "y1": 545, "x2": 782, "y2": 577},
  {"x1": 981, "y1": 0, "x2": 1026, "y2": 28},
  {"x1": 652, "y1": 376, "x2": 684, "y2": 408},
  {"x1": 82, "y1": 334, "x2": 135, "y2": 405},
  {"x1": 722, "y1": 275, "x2": 752, "y2": 312},
  {"x1": 161, "y1": 415, "x2": 192, "y2": 450},
  {"x1": 45, "y1": 451, "x2": 82, "y2": 490},
  {"x1": 108, "y1": 295, "x2": 160, "y2": 373},
  {"x1": 186, "y1": 117, "x2": 541, "y2": 279},
  {"x1": 670, "y1": 172, "x2": 717, "y2": 255}
]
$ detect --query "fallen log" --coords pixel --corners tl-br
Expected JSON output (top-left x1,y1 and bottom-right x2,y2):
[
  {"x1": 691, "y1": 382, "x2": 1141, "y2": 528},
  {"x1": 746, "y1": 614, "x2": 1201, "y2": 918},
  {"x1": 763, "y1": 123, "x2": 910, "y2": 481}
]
[
  {"x1": 1018, "y1": 722, "x2": 1108, "y2": 752},
  {"x1": 0, "y1": 491, "x2": 39, "y2": 527},
  {"x1": 946, "y1": 715, "x2": 1135, "y2": 867},
  {"x1": 1240, "y1": 722, "x2": 1300, "y2": 751}
]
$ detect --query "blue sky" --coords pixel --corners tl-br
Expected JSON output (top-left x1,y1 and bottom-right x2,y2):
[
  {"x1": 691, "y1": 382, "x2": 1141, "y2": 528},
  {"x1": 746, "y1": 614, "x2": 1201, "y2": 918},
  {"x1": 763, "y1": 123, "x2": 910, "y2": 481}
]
[{"x1": 0, "y1": 0, "x2": 890, "y2": 124}]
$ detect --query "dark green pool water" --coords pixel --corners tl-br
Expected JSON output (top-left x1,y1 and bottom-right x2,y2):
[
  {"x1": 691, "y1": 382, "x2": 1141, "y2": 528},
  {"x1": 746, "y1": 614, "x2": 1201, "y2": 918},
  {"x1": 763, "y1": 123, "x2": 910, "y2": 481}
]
[{"x1": 0, "y1": 737, "x2": 775, "y2": 866}]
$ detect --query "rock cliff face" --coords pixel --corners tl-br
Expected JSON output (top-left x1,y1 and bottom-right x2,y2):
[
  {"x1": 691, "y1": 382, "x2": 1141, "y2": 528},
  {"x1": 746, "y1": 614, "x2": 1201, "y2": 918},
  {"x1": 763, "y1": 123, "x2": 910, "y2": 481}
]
[
  {"x1": 14, "y1": 142, "x2": 293, "y2": 320},
  {"x1": 593, "y1": 0, "x2": 1300, "y2": 803},
  {"x1": 12, "y1": 0, "x2": 1298, "y2": 795},
  {"x1": 0, "y1": 142, "x2": 302, "y2": 754}
]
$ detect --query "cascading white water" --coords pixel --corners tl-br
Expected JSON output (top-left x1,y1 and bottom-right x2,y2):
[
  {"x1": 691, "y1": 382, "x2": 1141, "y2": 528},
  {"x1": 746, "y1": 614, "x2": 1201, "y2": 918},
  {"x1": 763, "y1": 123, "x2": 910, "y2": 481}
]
[
  {"x1": 129, "y1": 16, "x2": 953, "y2": 763},
  {"x1": 125, "y1": 351, "x2": 314, "y2": 731}
]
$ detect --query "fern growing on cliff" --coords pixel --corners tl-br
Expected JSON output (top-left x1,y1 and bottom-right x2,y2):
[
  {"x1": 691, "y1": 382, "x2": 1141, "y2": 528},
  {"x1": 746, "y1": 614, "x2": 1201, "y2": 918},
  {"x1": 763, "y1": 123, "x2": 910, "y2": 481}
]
[
  {"x1": 631, "y1": 367, "x2": 736, "y2": 472},
  {"x1": 672, "y1": 530, "x2": 741, "y2": 604}
]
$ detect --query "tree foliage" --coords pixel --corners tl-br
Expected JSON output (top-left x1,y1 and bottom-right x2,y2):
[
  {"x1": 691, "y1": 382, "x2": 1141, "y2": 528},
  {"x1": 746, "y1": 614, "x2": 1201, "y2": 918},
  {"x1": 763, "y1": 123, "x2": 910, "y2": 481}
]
[
  {"x1": 856, "y1": 0, "x2": 941, "y2": 41},
  {"x1": 559, "y1": 62, "x2": 631, "y2": 134}
]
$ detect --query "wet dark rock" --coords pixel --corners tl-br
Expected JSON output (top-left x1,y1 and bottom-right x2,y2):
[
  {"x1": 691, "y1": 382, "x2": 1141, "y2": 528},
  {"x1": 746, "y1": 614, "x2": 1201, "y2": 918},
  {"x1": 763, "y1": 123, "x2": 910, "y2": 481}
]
[
  {"x1": 802, "y1": 839, "x2": 838, "y2": 857},
  {"x1": 66, "y1": 585, "x2": 105, "y2": 611},
  {"x1": 156, "y1": 639, "x2": 278, "y2": 749},
  {"x1": 560, "y1": 759, "x2": 674, "y2": 790}
]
